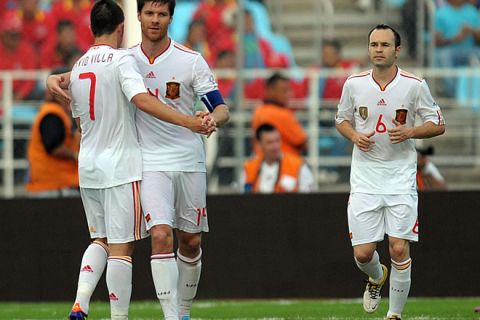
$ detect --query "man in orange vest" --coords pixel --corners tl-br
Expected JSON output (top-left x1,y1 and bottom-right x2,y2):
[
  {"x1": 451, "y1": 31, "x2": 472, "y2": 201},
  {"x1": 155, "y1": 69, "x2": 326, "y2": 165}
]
[
  {"x1": 243, "y1": 124, "x2": 316, "y2": 193},
  {"x1": 416, "y1": 146, "x2": 446, "y2": 191},
  {"x1": 26, "y1": 68, "x2": 80, "y2": 197},
  {"x1": 251, "y1": 73, "x2": 307, "y2": 156}
]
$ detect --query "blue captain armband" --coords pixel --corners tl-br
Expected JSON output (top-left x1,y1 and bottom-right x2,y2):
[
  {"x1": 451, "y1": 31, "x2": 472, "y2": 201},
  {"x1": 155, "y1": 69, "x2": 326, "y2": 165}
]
[{"x1": 200, "y1": 90, "x2": 225, "y2": 112}]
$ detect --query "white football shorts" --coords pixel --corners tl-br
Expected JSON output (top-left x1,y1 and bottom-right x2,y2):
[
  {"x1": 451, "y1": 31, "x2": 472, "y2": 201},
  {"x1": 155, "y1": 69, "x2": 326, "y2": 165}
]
[
  {"x1": 80, "y1": 181, "x2": 148, "y2": 244},
  {"x1": 347, "y1": 192, "x2": 419, "y2": 246},
  {"x1": 140, "y1": 171, "x2": 209, "y2": 233}
]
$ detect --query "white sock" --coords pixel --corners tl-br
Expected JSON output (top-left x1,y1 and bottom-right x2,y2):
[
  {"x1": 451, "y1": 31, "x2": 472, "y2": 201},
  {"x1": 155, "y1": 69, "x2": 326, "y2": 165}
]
[
  {"x1": 72, "y1": 241, "x2": 108, "y2": 314},
  {"x1": 388, "y1": 258, "x2": 412, "y2": 317},
  {"x1": 106, "y1": 256, "x2": 132, "y2": 320},
  {"x1": 177, "y1": 249, "x2": 202, "y2": 318},
  {"x1": 355, "y1": 251, "x2": 383, "y2": 283},
  {"x1": 151, "y1": 253, "x2": 178, "y2": 320}
]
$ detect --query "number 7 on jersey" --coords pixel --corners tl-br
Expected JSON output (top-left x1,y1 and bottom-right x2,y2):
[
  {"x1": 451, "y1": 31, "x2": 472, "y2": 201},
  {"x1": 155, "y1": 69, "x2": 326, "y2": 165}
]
[{"x1": 79, "y1": 72, "x2": 97, "y2": 120}]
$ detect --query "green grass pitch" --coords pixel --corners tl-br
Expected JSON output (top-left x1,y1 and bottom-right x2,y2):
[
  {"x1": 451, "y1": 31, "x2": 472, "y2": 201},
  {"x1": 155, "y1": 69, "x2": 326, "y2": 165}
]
[{"x1": 1, "y1": 298, "x2": 479, "y2": 319}]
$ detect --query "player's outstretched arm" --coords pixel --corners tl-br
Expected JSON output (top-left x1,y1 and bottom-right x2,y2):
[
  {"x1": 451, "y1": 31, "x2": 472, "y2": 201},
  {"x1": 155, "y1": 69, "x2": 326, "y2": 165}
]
[
  {"x1": 336, "y1": 120, "x2": 375, "y2": 152},
  {"x1": 46, "y1": 71, "x2": 72, "y2": 104},
  {"x1": 132, "y1": 93, "x2": 214, "y2": 135}
]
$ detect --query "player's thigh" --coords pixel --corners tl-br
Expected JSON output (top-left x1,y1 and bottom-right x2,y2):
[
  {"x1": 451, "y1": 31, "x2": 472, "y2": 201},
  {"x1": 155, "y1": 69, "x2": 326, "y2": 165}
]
[
  {"x1": 104, "y1": 181, "x2": 147, "y2": 244},
  {"x1": 384, "y1": 194, "x2": 418, "y2": 242},
  {"x1": 80, "y1": 188, "x2": 106, "y2": 239},
  {"x1": 140, "y1": 171, "x2": 175, "y2": 231},
  {"x1": 348, "y1": 193, "x2": 385, "y2": 246},
  {"x1": 173, "y1": 172, "x2": 209, "y2": 233}
]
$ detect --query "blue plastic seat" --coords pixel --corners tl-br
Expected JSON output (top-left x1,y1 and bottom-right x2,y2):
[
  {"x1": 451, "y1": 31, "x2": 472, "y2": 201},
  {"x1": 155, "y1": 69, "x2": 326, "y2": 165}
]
[{"x1": 170, "y1": 2, "x2": 199, "y2": 43}]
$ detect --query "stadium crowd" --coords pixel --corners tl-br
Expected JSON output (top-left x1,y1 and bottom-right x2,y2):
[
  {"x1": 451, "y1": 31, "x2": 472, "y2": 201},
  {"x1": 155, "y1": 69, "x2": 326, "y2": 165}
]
[{"x1": 1, "y1": 0, "x2": 465, "y2": 195}]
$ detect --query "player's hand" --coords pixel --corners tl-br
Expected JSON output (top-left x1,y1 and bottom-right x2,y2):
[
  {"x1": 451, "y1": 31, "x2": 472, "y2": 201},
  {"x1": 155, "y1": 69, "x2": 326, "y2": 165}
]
[
  {"x1": 351, "y1": 131, "x2": 375, "y2": 152},
  {"x1": 46, "y1": 75, "x2": 71, "y2": 105},
  {"x1": 196, "y1": 111, "x2": 217, "y2": 137},
  {"x1": 187, "y1": 115, "x2": 216, "y2": 135},
  {"x1": 388, "y1": 119, "x2": 413, "y2": 144}
]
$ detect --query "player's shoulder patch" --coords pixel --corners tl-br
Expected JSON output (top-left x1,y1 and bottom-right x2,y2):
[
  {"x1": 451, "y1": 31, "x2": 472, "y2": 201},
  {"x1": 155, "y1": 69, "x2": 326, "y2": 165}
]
[
  {"x1": 347, "y1": 70, "x2": 370, "y2": 80},
  {"x1": 400, "y1": 70, "x2": 423, "y2": 82},
  {"x1": 173, "y1": 43, "x2": 200, "y2": 56}
]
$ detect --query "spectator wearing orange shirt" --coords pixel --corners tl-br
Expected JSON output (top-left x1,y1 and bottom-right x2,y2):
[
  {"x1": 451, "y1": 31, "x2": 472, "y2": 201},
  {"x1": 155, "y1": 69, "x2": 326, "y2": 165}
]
[
  {"x1": 40, "y1": 20, "x2": 80, "y2": 69},
  {"x1": 0, "y1": 10, "x2": 37, "y2": 100},
  {"x1": 17, "y1": 0, "x2": 49, "y2": 52},
  {"x1": 47, "y1": 0, "x2": 93, "y2": 52},
  {"x1": 252, "y1": 73, "x2": 307, "y2": 156}
]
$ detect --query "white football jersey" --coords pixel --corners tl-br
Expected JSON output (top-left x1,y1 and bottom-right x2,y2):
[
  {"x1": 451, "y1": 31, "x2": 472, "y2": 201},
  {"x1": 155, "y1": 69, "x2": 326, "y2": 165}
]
[
  {"x1": 129, "y1": 40, "x2": 219, "y2": 172},
  {"x1": 336, "y1": 67, "x2": 444, "y2": 194},
  {"x1": 70, "y1": 45, "x2": 147, "y2": 188}
]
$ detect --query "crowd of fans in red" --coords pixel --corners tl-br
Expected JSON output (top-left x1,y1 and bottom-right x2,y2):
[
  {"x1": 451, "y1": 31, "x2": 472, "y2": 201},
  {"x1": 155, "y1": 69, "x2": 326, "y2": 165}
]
[{"x1": 0, "y1": 0, "x2": 360, "y2": 102}]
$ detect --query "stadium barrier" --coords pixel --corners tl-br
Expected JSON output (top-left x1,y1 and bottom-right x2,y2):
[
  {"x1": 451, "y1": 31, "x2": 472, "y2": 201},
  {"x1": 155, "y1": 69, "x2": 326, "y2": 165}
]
[
  {"x1": 2, "y1": 68, "x2": 480, "y2": 197},
  {"x1": 0, "y1": 191, "x2": 478, "y2": 301}
]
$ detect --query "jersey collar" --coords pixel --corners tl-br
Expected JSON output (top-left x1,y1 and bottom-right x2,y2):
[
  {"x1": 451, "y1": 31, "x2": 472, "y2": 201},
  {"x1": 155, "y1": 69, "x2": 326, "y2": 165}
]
[
  {"x1": 139, "y1": 38, "x2": 173, "y2": 65},
  {"x1": 370, "y1": 66, "x2": 400, "y2": 92}
]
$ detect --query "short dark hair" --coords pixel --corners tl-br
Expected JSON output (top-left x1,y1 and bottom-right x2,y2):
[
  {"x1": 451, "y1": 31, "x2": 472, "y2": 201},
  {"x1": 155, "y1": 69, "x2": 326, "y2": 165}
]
[
  {"x1": 266, "y1": 72, "x2": 289, "y2": 89},
  {"x1": 90, "y1": 0, "x2": 124, "y2": 38},
  {"x1": 137, "y1": 0, "x2": 176, "y2": 16},
  {"x1": 323, "y1": 39, "x2": 342, "y2": 53},
  {"x1": 367, "y1": 24, "x2": 401, "y2": 48},
  {"x1": 217, "y1": 49, "x2": 234, "y2": 61},
  {"x1": 56, "y1": 19, "x2": 74, "y2": 34},
  {"x1": 255, "y1": 123, "x2": 277, "y2": 141}
]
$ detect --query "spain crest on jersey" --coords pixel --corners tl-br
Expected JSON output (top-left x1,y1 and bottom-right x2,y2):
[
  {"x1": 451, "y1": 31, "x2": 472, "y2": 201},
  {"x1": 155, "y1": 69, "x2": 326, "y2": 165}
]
[
  {"x1": 165, "y1": 80, "x2": 180, "y2": 99},
  {"x1": 395, "y1": 108, "x2": 408, "y2": 125},
  {"x1": 359, "y1": 106, "x2": 368, "y2": 120}
]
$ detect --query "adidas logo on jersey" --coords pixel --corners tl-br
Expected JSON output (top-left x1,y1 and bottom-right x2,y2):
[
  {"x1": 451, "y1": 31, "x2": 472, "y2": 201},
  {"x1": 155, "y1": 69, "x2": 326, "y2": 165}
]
[
  {"x1": 146, "y1": 71, "x2": 156, "y2": 79},
  {"x1": 80, "y1": 265, "x2": 94, "y2": 272},
  {"x1": 377, "y1": 98, "x2": 387, "y2": 106}
]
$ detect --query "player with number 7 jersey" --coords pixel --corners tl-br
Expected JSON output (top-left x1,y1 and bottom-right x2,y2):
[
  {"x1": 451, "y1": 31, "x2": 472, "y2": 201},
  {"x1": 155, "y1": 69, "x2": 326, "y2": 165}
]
[{"x1": 63, "y1": 1, "x2": 214, "y2": 319}]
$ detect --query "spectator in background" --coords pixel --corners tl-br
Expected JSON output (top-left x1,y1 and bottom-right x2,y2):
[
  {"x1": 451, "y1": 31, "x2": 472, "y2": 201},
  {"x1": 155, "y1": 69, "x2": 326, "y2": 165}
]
[
  {"x1": 241, "y1": 9, "x2": 287, "y2": 69},
  {"x1": 243, "y1": 124, "x2": 316, "y2": 193},
  {"x1": 17, "y1": 0, "x2": 48, "y2": 52},
  {"x1": 319, "y1": 39, "x2": 360, "y2": 101},
  {"x1": 193, "y1": 0, "x2": 236, "y2": 60},
  {"x1": 26, "y1": 68, "x2": 80, "y2": 198},
  {"x1": 416, "y1": 146, "x2": 447, "y2": 191},
  {"x1": 184, "y1": 20, "x2": 214, "y2": 65},
  {"x1": 435, "y1": 0, "x2": 480, "y2": 96},
  {"x1": 215, "y1": 49, "x2": 236, "y2": 99},
  {"x1": 40, "y1": 20, "x2": 80, "y2": 69},
  {"x1": 0, "y1": 10, "x2": 37, "y2": 100},
  {"x1": 252, "y1": 72, "x2": 307, "y2": 156},
  {"x1": 47, "y1": 0, "x2": 93, "y2": 52}
]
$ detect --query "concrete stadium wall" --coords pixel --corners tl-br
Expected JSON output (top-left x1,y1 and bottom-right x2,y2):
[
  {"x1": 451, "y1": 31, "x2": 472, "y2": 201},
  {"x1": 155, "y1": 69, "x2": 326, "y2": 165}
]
[{"x1": 1, "y1": 192, "x2": 479, "y2": 301}]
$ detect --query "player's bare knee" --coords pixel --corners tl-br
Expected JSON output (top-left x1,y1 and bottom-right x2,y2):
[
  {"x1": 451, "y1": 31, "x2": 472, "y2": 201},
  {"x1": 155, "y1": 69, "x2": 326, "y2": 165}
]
[
  {"x1": 389, "y1": 242, "x2": 409, "y2": 261},
  {"x1": 151, "y1": 225, "x2": 173, "y2": 250},
  {"x1": 178, "y1": 233, "x2": 202, "y2": 257},
  {"x1": 354, "y1": 251, "x2": 375, "y2": 264}
]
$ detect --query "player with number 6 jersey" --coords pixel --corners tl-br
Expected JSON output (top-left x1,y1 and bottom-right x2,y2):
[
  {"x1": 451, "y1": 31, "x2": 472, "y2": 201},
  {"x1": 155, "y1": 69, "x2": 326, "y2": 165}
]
[
  {"x1": 336, "y1": 68, "x2": 444, "y2": 195},
  {"x1": 335, "y1": 24, "x2": 445, "y2": 320}
]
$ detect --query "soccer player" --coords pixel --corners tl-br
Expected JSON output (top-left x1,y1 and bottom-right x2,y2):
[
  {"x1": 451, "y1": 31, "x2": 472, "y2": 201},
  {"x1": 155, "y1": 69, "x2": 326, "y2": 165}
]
[
  {"x1": 55, "y1": 1, "x2": 214, "y2": 319},
  {"x1": 131, "y1": 1, "x2": 229, "y2": 319},
  {"x1": 335, "y1": 24, "x2": 445, "y2": 320}
]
